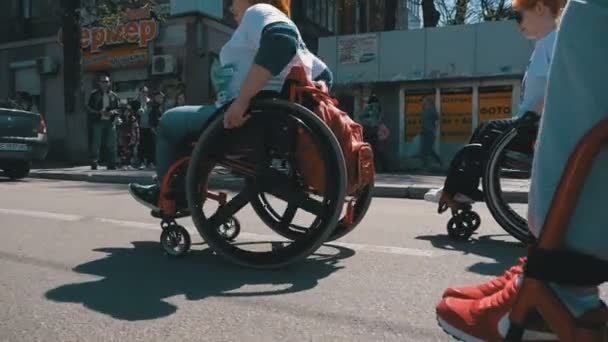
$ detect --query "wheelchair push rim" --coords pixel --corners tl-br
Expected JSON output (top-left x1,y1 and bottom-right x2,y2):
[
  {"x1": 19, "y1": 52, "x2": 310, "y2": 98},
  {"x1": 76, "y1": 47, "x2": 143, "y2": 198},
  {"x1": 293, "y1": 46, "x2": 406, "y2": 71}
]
[
  {"x1": 186, "y1": 99, "x2": 348, "y2": 269},
  {"x1": 483, "y1": 127, "x2": 535, "y2": 244}
]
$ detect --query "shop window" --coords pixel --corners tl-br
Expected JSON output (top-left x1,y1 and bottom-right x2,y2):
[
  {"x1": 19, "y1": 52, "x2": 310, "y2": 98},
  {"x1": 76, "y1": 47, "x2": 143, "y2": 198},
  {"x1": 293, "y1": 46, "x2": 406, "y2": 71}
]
[
  {"x1": 440, "y1": 88, "x2": 473, "y2": 144},
  {"x1": 404, "y1": 89, "x2": 435, "y2": 142},
  {"x1": 302, "y1": 0, "x2": 337, "y2": 32},
  {"x1": 13, "y1": 66, "x2": 41, "y2": 113},
  {"x1": 478, "y1": 86, "x2": 513, "y2": 126}
]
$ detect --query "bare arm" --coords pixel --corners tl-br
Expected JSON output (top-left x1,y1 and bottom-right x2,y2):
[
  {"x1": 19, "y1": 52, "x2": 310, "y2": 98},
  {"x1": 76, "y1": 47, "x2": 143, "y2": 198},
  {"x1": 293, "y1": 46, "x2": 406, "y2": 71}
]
[{"x1": 233, "y1": 64, "x2": 273, "y2": 105}]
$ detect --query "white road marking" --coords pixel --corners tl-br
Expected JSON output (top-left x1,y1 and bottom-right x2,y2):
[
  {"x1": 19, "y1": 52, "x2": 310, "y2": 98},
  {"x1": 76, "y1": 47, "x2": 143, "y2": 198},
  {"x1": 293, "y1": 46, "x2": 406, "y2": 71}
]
[
  {"x1": 0, "y1": 207, "x2": 445, "y2": 257},
  {"x1": 0, "y1": 208, "x2": 82, "y2": 222}
]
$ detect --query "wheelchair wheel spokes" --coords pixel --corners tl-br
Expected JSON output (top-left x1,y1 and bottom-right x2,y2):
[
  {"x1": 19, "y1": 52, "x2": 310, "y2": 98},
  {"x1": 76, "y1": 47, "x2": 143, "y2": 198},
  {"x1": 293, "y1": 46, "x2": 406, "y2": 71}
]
[
  {"x1": 218, "y1": 158, "x2": 257, "y2": 178},
  {"x1": 206, "y1": 183, "x2": 254, "y2": 229},
  {"x1": 251, "y1": 178, "x2": 374, "y2": 242},
  {"x1": 186, "y1": 99, "x2": 347, "y2": 268}
]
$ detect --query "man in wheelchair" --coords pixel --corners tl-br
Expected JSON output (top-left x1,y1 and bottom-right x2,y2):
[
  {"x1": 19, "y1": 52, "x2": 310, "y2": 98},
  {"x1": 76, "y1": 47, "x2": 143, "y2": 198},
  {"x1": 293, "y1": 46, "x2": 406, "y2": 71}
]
[
  {"x1": 436, "y1": 2, "x2": 608, "y2": 340},
  {"x1": 128, "y1": 0, "x2": 334, "y2": 212},
  {"x1": 425, "y1": 0, "x2": 558, "y2": 211}
]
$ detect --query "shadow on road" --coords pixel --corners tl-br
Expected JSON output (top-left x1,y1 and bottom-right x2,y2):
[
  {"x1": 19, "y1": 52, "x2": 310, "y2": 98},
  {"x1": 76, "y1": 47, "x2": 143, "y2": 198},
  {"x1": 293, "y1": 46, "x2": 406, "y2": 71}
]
[
  {"x1": 45, "y1": 241, "x2": 355, "y2": 321},
  {"x1": 415, "y1": 234, "x2": 526, "y2": 277}
]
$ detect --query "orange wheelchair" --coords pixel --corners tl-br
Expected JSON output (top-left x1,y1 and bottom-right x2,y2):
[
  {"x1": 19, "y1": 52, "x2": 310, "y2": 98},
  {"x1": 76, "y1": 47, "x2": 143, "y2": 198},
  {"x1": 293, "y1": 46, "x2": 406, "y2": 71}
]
[
  {"x1": 504, "y1": 119, "x2": 608, "y2": 341},
  {"x1": 150, "y1": 68, "x2": 375, "y2": 269}
]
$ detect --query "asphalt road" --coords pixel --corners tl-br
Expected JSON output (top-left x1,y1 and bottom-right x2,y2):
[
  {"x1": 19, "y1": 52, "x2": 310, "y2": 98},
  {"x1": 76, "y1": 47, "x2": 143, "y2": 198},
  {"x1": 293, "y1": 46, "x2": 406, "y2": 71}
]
[{"x1": 0, "y1": 179, "x2": 605, "y2": 342}]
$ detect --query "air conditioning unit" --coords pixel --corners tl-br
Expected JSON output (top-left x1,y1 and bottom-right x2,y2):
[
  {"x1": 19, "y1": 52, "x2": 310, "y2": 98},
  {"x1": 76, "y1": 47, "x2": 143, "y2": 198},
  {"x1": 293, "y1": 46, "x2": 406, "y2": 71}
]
[
  {"x1": 151, "y1": 55, "x2": 175, "y2": 75},
  {"x1": 36, "y1": 56, "x2": 58, "y2": 75}
]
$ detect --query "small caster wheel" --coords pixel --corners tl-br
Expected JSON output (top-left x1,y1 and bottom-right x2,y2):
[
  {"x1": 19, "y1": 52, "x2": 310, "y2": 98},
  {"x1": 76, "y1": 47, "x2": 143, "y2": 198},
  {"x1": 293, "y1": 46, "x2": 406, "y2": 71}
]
[
  {"x1": 160, "y1": 219, "x2": 178, "y2": 231},
  {"x1": 447, "y1": 216, "x2": 474, "y2": 241},
  {"x1": 462, "y1": 211, "x2": 481, "y2": 232},
  {"x1": 160, "y1": 225, "x2": 191, "y2": 257},
  {"x1": 217, "y1": 217, "x2": 240, "y2": 242}
]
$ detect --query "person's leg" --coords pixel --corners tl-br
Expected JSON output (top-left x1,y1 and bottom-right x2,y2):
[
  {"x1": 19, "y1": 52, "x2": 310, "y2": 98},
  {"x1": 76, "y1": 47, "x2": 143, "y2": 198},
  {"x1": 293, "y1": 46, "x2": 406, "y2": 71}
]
[
  {"x1": 425, "y1": 119, "x2": 513, "y2": 204},
  {"x1": 154, "y1": 105, "x2": 217, "y2": 182},
  {"x1": 137, "y1": 129, "x2": 147, "y2": 166},
  {"x1": 149, "y1": 130, "x2": 157, "y2": 165},
  {"x1": 105, "y1": 122, "x2": 117, "y2": 169},
  {"x1": 90, "y1": 122, "x2": 103, "y2": 169},
  {"x1": 128, "y1": 105, "x2": 218, "y2": 209},
  {"x1": 436, "y1": 2, "x2": 608, "y2": 340},
  {"x1": 140, "y1": 128, "x2": 152, "y2": 166},
  {"x1": 527, "y1": 0, "x2": 608, "y2": 317}
]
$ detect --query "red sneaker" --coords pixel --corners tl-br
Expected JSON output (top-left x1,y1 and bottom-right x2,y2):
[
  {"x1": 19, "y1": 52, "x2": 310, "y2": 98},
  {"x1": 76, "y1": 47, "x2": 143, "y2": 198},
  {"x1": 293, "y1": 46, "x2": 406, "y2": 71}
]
[
  {"x1": 442, "y1": 257, "x2": 526, "y2": 300},
  {"x1": 435, "y1": 278, "x2": 557, "y2": 341}
]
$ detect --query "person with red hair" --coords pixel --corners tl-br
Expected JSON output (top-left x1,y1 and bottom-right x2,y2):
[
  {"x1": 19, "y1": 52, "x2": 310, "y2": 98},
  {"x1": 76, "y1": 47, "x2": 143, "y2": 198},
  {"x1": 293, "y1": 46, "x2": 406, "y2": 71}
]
[
  {"x1": 435, "y1": 0, "x2": 608, "y2": 339},
  {"x1": 128, "y1": 0, "x2": 334, "y2": 210},
  {"x1": 425, "y1": 0, "x2": 559, "y2": 218}
]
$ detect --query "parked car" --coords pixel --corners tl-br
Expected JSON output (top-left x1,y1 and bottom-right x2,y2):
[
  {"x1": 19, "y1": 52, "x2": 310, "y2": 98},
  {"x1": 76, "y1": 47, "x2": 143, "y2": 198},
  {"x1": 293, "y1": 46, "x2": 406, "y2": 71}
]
[{"x1": 0, "y1": 106, "x2": 48, "y2": 180}]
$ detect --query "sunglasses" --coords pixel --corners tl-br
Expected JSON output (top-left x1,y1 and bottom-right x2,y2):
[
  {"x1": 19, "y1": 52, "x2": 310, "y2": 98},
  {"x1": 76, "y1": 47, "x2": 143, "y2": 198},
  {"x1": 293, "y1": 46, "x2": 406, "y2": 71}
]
[{"x1": 510, "y1": 11, "x2": 523, "y2": 24}]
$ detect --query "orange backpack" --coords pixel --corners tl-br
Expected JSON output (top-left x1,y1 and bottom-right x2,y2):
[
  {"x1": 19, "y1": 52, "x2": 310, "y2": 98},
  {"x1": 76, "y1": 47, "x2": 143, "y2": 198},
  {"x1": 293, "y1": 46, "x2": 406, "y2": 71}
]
[{"x1": 286, "y1": 67, "x2": 375, "y2": 196}]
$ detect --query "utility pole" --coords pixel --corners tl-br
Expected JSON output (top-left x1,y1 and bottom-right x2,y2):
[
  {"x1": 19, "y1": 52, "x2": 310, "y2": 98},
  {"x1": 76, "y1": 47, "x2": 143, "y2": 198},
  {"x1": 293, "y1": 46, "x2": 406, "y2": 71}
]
[{"x1": 61, "y1": 0, "x2": 87, "y2": 163}]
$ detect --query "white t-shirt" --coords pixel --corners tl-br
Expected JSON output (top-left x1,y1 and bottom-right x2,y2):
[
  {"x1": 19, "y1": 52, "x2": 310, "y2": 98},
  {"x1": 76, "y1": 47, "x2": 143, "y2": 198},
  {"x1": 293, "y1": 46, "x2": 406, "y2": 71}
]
[
  {"x1": 215, "y1": 4, "x2": 326, "y2": 106},
  {"x1": 518, "y1": 30, "x2": 557, "y2": 116}
]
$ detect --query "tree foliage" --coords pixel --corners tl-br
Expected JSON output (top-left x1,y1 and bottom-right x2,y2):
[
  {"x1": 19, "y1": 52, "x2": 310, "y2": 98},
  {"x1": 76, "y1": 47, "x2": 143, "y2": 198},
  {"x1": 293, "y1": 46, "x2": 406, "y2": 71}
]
[{"x1": 79, "y1": 0, "x2": 168, "y2": 27}]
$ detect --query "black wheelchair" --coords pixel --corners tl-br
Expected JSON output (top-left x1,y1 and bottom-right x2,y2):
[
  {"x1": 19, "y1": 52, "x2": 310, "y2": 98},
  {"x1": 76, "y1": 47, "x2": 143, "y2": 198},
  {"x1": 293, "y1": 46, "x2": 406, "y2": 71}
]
[
  {"x1": 151, "y1": 73, "x2": 375, "y2": 269},
  {"x1": 439, "y1": 112, "x2": 538, "y2": 243}
]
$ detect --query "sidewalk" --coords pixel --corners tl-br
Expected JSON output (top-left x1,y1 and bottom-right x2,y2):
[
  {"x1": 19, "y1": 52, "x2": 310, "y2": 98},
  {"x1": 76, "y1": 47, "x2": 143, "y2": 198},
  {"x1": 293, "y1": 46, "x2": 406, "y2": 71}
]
[{"x1": 28, "y1": 166, "x2": 530, "y2": 203}]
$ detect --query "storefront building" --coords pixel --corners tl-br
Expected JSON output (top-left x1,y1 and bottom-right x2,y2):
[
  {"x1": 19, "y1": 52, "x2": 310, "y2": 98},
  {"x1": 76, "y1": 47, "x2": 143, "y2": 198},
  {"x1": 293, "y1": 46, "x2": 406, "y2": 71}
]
[
  {"x1": 318, "y1": 21, "x2": 535, "y2": 171},
  {"x1": 0, "y1": 0, "x2": 234, "y2": 163}
]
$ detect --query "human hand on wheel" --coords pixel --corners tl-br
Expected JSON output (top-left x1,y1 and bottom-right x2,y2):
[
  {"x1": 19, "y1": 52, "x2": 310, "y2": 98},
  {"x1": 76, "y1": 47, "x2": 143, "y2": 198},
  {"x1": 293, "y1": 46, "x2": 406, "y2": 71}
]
[{"x1": 223, "y1": 98, "x2": 251, "y2": 129}]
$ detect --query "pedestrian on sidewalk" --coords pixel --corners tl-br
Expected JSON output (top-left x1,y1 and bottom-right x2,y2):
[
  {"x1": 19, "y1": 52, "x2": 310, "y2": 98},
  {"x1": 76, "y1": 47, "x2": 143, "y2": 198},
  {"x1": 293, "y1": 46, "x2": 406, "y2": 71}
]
[
  {"x1": 413, "y1": 95, "x2": 442, "y2": 171},
  {"x1": 137, "y1": 87, "x2": 161, "y2": 169},
  {"x1": 357, "y1": 94, "x2": 390, "y2": 171},
  {"x1": 86, "y1": 74, "x2": 120, "y2": 170},
  {"x1": 118, "y1": 100, "x2": 141, "y2": 170}
]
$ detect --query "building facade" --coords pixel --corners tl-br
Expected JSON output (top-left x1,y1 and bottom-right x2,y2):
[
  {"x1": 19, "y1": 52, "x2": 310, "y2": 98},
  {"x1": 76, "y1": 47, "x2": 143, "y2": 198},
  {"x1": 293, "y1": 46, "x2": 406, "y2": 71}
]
[
  {"x1": 0, "y1": 0, "x2": 236, "y2": 163},
  {"x1": 292, "y1": 0, "x2": 418, "y2": 52},
  {"x1": 318, "y1": 21, "x2": 535, "y2": 171}
]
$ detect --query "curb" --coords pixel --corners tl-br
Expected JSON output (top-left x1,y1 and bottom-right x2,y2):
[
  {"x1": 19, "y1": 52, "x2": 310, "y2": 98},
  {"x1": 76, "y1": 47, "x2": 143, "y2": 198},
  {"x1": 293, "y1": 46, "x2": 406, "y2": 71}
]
[{"x1": 27, "y1": 171, "x2": 529, "y2": 203}]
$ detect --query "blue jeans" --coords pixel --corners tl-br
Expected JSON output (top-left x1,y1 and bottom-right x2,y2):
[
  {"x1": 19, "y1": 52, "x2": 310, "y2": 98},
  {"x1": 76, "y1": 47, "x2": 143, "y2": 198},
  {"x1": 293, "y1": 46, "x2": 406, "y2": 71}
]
[
  {"x1": 155, "y1": 105, "x2": 218, "y2": 183},
  {"x1": 90, "y1": 120, "x2": 117, "y2": 166},
  {"x1": 526, "y1": 0, "x2": 608, "y2": 316}
]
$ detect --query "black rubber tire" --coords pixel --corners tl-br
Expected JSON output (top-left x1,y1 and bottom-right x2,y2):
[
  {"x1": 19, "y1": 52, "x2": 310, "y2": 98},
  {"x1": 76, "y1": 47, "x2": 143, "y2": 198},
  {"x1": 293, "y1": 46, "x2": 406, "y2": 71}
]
[
  {"x1": 329, "y1": 183, "x2": 374, "y2": 241},
  {"x1": 482, "y1": 128, "x2": 535, "y2": 244},
  {"x1": 250, "y1": 182, "x2": 374, "y2": 242},
  {"x1": 218, "y1": 217, "x2": 240, "y2": 242},
  {"x1": 462, "y1": 211, "x2": 481, "y2": 232},
  {"x1": 4, "y1": 161, "x2": 30, "y2": 180},
  {"x1": 186, "y1": 99, "x2": 347, "y2": 269},
  {"x1": 160, "y1": 225, "x2": 191, "y2": 257},
  {"x1": 447, "y1": 216, "x2": 475, "y2": 241}
]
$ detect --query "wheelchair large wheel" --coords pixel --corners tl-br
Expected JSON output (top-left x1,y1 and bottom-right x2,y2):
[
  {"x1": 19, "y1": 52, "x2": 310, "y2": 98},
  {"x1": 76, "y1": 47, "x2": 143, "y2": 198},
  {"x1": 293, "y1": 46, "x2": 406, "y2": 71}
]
[
  {"x1": 482, "y1": 127, "x2": 535, "y2": 244},
  {"x1": 250, "y1": 181, "x2": 374, "y2": 242},
  {"x1": 186, "y1": 99, "x2": 347, "y2": 269}
]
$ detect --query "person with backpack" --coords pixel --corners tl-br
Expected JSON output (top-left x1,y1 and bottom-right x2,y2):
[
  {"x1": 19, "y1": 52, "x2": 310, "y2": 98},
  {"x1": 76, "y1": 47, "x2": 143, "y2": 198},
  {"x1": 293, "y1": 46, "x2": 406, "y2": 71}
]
[{"x1": 127, "y1": 0, "x2": 334, "y2": 211}]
